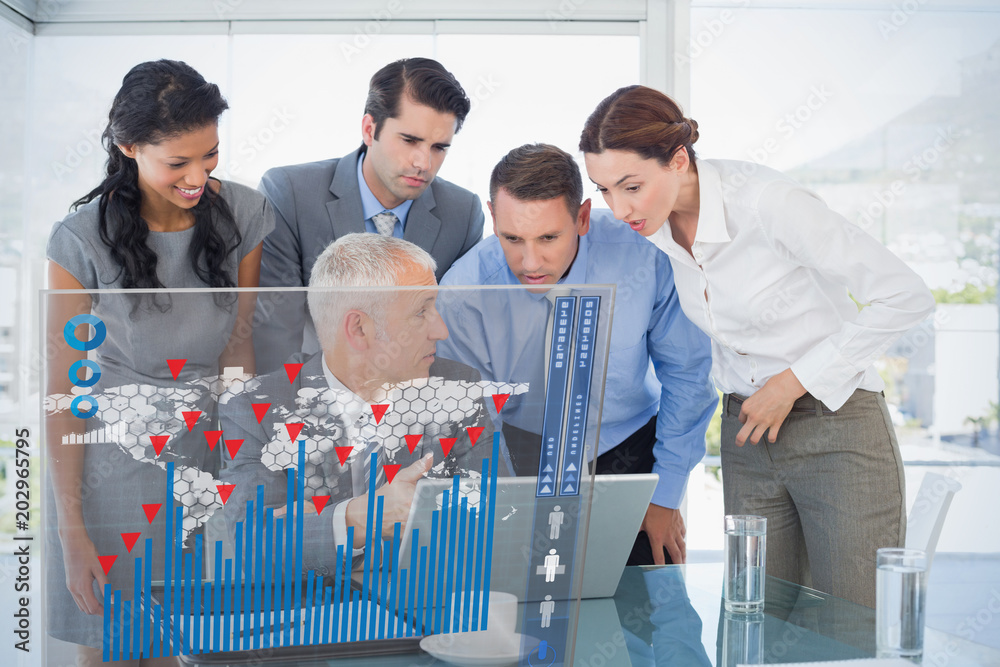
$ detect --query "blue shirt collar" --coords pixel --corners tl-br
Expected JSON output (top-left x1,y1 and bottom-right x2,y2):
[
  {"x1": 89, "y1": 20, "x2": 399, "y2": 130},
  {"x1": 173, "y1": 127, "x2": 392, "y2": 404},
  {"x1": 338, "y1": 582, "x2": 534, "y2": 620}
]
[{"x1": 356, "y1": 151, "x2": 414, "y2": 228}]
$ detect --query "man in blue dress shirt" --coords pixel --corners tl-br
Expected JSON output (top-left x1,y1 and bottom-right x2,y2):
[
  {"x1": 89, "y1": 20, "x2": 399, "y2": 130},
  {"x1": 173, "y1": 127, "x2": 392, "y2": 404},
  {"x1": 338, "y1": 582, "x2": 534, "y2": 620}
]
[{"x1": 438, "y1": 143, "x2": 717, "y2": 565}]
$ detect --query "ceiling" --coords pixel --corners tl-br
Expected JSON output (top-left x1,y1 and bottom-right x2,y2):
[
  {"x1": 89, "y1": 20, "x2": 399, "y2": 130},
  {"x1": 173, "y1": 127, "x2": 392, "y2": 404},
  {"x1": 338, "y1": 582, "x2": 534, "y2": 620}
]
[
  {"x1": 2, "y1": 0, "x2": 647, "y2": 25},
  {"x1": 5, "y1": 0, "x2": 998, "y2": 28}
]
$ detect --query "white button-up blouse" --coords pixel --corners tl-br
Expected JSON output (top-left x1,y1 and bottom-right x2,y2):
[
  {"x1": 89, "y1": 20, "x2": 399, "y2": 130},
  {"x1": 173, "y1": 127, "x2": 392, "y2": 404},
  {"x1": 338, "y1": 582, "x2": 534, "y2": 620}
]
[{"x1": 645, "y1": 159, "x2": 936, "y2": 411}]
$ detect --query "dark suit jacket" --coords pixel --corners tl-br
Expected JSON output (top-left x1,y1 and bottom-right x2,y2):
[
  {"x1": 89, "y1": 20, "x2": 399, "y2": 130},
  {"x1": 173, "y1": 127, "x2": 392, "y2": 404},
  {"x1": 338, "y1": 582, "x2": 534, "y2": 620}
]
[
  {"x1": 219, "y1": 352, "x2": 508, "y2": 577},
  {"x1": 254, "y1": 148, "x2": 485, "y2": 373}
]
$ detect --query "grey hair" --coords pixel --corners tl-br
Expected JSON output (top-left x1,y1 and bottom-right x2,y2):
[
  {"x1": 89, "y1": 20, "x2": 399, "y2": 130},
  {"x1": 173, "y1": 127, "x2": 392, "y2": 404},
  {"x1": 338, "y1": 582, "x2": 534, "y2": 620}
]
[{"x1": 307, "y1": 233, "x2": 437, "y2": 348}]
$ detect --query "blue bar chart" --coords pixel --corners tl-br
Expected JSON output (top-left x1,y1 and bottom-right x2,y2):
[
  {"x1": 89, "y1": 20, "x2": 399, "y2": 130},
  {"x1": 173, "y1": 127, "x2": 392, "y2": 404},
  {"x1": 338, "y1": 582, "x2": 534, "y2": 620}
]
[
  {"x1": 520, "y1": 294, "x2": 601, "y2": 664},
  {"x1": 558, "y1": 295, "x2": 600, "y2": 496},
  {"x1": 537, "y1": 296, "x2": 576, "y2": 496},
  {"x1": 100, "y1": 434, "x2": 503, "y2": 659},
  {"x1": 46, "y1": 287, "x2": 613, "y2": 666}
]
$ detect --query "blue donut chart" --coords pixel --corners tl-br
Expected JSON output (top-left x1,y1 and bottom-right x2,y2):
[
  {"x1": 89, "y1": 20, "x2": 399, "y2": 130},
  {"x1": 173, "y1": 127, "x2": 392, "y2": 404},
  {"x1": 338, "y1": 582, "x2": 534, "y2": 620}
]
[
  {"x1": 70, "y1": 394, "x2": 99, "y2": 419},
  {"x1": 69, "y1": 359, "x2": 101, "y2": 387},
  {"x1": 64, "y1": 313, "x2": 107, "y2": 351},
  {"x1": 65, "y1": 314, "x2": 106, "y2": 419}
]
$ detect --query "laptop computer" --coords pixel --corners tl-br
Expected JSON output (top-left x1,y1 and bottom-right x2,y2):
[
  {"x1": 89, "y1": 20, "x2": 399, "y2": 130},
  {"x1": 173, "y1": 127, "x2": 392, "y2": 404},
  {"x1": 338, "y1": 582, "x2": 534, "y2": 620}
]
[{"x1": 393, "y1": 473, "x2": 656, "y2": 621}]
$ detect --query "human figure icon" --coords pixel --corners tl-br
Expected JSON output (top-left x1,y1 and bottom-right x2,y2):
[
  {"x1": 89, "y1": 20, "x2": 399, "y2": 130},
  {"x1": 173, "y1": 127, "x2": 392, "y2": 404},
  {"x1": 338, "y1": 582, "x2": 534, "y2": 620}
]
[
  {"x1": 548, "y1": 505, "x2": 564, "y2": 540},
  {"x1": 544, "y1": 549, "x2": 560, "y2": 582},
  {"x1": 540, "y1": 595, "x2": 555, "y2": 628}
]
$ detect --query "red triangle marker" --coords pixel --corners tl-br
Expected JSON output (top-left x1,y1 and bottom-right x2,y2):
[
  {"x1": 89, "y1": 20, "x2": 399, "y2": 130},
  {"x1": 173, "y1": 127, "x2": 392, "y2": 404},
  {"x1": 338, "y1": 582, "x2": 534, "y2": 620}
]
[
  {"x1": 285, "y1": 423, "x2": 304, "y2": 443},
  {"x1": 204, "y1": 430, "x2": 223, "y2": 451},
  {"x1": 182, "y1": 410, "x2": 202, "y2": 431},
  {"x1": 383, "y1": 464, "x2": 402, "y2": 484},
  {"x1": 251, "y1": 403, "x2": 271, "y2": 424},
  {"x1": 370, "y1": 404, "x2": 389, "y2": 425},
  {"x1": 284, "y1": 363, "x2": 304, "y2": 383},
  {"x1": 167, "y1": 359, "x2": 187, "y2": 380},
  {"x1": 142, "y1": 503, "x2": 162, "y2": 524},
  {"x1": 150, "y1": 435, "x2": 169, "y2": 456},
  {"x1": 217, "y1": 484, "x2": 235, "y2": 505},
  {"x1": 120, "y1": 532, "x2": 141, "y2": 553},
  {"x1": 335, "y1": 446, "x2": 353, "y2": 466},
  {"x1": 440, "y1": 438, "x2": 457, "y2": 458},
  {"x1": 98, "y1": 555, "x2": 117, "y2": 576},
  {"x1": 466, "y1": 426, "x2": 484, "y2": 446},
  {"x1": 492, "y1": 394, "x2": 510, "y2": 414},
  {"x1": 225, "y1": 439, "x2": 244, "y2": 459},
  {"x1": 404, "y1": 434, "x2": 422, "y2": 454},
  {"x1": 311, "y1": 495, "x2": 331, "y2": 515}
]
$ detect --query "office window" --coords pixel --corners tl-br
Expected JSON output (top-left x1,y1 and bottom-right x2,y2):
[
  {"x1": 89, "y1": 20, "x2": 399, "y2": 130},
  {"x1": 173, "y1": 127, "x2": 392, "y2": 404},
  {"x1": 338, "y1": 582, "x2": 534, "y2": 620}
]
[
  {"x1": 0, "y1": 17, "x2": 29, "y2": 423},
  {"x1": 223, "y1": 32, "x2": 640, "y2": 213},
  {"x1": 686, "y1": 2, "x2": 1000, "y2": 561},
  {"x1": 435, "y1": 34, "x2": 640, "y2": 208}
]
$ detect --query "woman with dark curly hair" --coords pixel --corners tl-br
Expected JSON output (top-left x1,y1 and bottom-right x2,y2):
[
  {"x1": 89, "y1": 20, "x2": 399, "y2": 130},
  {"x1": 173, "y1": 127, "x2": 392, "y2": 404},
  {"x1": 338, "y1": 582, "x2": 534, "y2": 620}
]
[
  {"x1": 45, "y1": 59, "x2": 273, "y2": 664},
  {"x1": 581, "y1": 84, "x2": 934, "y2": 608}
]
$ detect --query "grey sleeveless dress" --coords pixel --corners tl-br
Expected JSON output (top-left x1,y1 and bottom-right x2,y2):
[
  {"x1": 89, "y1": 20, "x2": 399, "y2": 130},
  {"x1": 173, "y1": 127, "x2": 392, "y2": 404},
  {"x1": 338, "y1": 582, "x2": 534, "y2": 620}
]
[{"x1": 44, "y1": 180, "x2": 274, "y2": 646}]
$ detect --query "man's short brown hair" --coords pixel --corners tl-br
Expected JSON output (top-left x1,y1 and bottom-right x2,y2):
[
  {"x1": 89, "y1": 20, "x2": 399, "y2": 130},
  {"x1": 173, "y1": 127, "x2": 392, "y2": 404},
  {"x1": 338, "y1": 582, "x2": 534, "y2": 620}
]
[
  {"x1": 489, "y1": 143, "x2": 584, "y2": 218},
  {"x1": 364, "y1": 58, "x2": 470, "y2": 140}
]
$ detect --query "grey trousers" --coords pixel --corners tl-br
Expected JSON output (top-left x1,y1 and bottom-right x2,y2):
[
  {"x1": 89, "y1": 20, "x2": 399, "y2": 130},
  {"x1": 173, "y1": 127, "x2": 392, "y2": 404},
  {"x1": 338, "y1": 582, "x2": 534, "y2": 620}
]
[{"x1": 720, "y1": 389, "x2": 906, "y2": 608}]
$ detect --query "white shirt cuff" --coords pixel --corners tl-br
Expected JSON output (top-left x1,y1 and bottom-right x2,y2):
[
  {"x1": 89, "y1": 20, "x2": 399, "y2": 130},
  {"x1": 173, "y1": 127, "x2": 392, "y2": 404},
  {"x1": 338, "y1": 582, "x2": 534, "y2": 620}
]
[
  {"x1": 333, "y1": 499, "x2": 365, "y2": 556},
  {"x1": 790, "y1": 339, "x2": 865, "y2": 410}
]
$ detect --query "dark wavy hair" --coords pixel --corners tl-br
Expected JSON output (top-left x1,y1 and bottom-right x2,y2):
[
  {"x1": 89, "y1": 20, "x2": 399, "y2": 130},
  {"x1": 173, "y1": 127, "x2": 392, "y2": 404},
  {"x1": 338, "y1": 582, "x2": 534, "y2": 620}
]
[
  {"x1": 363, "y1": 58, "x2": 471, "y2": 142},
  {"x1": 73, "y1": 59, "x2": 240, "y2": 298}
]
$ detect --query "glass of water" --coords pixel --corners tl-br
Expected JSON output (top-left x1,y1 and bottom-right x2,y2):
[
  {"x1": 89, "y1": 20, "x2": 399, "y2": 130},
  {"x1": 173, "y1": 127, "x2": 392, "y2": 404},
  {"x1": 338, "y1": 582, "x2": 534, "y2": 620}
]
[
  {"x1": 876, "y1": 548, "x2": 928, "y2": 658},
  {"x1": 724, "y1": 515, "x2": 766, "y2": 613}
]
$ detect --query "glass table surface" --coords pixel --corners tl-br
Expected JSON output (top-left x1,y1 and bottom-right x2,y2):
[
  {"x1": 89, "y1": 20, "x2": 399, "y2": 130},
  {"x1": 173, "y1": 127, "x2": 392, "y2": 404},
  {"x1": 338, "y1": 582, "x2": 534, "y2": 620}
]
[
  {"x1": 584, "y1": 562, "x2": 1000, "y2": 666},
  {"x1": 180, "y1": 562, "x2": 1000, "y2": 666}
]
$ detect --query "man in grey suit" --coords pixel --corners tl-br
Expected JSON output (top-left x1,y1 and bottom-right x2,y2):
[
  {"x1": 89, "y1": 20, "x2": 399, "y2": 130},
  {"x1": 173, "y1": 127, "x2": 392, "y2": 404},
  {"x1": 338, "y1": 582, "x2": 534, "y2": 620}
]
[
  {"x1": 255, "y1": 57, "x2": 485, "y2": 373},
  {"x1": 221, "y1": 234, "x2": 507, "y2": 576}
]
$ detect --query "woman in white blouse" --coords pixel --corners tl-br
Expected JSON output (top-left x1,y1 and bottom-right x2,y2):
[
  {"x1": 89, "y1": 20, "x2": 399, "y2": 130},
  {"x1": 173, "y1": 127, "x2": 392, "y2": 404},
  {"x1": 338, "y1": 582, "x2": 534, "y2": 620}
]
[{"x1": 581, "y1": 85, "x2": 935, "y2": 607}]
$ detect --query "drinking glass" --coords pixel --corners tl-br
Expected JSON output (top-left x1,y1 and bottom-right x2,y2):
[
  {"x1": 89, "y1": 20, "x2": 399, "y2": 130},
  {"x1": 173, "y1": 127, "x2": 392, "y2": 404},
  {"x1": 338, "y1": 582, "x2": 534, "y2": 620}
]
[{"x1": 724, "y1": 515, "x2": 767, "y2": 613}]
